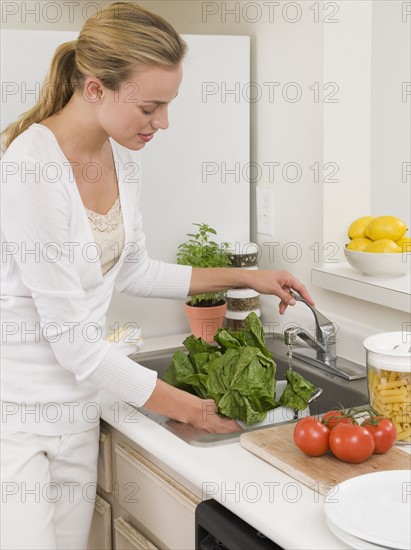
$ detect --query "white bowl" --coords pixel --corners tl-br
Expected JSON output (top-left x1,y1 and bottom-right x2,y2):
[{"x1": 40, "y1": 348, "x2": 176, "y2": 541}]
[
  {"x1": 237, "y1": 380, "x2": 310, "y2": 429},
  {"x1": 344, "y1": 248, "x2": 411, "y2": 277}
]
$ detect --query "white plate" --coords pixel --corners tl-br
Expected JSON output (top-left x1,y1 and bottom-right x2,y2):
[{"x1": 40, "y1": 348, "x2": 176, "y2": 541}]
[
  {"x1": 326, "y1": 516, "x2": 391, "y2": 549},
  {"x1": 324, "y1": 470, "x2": 411, "y2": 550}
]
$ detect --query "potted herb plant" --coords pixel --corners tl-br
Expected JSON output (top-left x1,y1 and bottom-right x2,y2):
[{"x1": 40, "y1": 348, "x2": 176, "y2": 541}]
[{"x1": 177, "y1": 223, "x2": 231, "y2": 342}]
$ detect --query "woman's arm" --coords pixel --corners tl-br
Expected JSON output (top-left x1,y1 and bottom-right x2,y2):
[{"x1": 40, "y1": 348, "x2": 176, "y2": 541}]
[
  {"x1": 87, "y1": 358, "x2": 240, "y2": 433},
  {"x1": 189, "y1": 268, "x2": 314, "y2": 314}
]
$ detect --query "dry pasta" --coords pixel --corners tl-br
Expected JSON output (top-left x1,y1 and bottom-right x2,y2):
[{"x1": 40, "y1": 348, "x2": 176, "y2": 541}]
[{"x1": 368, "y1": 368, "x2": 411, "y2": 443}]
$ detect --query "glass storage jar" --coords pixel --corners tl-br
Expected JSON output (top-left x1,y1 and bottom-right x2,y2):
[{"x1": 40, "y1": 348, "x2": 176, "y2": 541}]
[
  {"x1": 364, "y1": 332, "x2": 411, "y2": 444},
  {"x1": 225, "y1": 308, "x2": 261, "y2": 331},
  {"x1": 226, "y1": 242, "x2": 259, "y2": 268},
  {"x1": 225, "y1": 288, "x2": 260, "y2": 312}
]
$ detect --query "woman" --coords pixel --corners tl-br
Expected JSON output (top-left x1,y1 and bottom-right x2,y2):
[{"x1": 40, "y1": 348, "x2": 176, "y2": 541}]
[{"x1": 0, "y1": 3, "x2": 314, "y2": 548}]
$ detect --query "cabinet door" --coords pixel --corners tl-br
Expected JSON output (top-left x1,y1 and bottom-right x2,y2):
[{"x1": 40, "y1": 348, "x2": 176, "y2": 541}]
[
  {"x1": 114, "y1": 517, "x2": 158, "y2": 550},
  {"x1": 114, "y1": 443, "x2": 199, "y2": 550},
  {"x1": 98, "y1": 425, "x2": 113, "y2": 493},
  {"x1": 87, "y1": 494, "x2": 112, "y2": 550}
]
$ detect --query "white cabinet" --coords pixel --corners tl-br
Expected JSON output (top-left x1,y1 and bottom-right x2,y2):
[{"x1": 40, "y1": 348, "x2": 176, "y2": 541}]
[
  {"x1": 114, "y1": 518, "x2": 158, "y2": 550},
  {"x1": 114, "y1": 442, "x2": 199, "y2": 549},
  {"x1": 89, "y1": 421, "x2": 200, "y2": 550},
  {"x1": 98, "y1": 425, "x2": 113, "y2": 494},
  {"x1": 88, "y1": 494, "x2": 112, "y2": 550}
]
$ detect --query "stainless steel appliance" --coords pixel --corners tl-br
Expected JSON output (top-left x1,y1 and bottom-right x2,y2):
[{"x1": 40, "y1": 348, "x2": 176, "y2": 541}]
[{"x1": 195, "y1": 499, "x2": 282, "y2": 550}]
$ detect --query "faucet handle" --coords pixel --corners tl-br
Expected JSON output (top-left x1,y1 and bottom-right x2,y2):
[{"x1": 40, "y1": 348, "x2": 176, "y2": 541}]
[
  {"x1": 290, "y1": 290, "x2": 304, "y2": 303},
  {"x1": 290, "y1": 290, "x2": 336, "y2": 345}
]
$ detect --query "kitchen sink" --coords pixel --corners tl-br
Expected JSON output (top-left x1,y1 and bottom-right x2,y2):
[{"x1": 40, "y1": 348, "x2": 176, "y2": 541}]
[{"x1": 128, "y1": 333, "x2": 369, "y2": 446}]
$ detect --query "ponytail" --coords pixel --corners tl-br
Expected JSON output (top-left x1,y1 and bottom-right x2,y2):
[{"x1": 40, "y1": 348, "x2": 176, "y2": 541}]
[{"x1": 2, "y1": 40, "x2": 82, "y2": 151}]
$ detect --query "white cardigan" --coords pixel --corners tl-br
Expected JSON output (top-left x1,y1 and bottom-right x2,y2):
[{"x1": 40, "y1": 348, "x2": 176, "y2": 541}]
[{"x1": 0, "y1": 124, "x2": 192, "y2": 435}]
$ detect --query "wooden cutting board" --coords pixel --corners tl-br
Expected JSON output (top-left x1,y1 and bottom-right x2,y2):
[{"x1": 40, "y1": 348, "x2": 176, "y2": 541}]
[{"x1": 240, "y1": 423, "x2": 411, "y2": 495}]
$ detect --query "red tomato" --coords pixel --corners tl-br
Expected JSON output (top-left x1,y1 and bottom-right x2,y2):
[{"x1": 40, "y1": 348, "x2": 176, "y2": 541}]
[
  {"x1": 361, "y1": 417, "x2": 397, "y2": 454},
  {"x1": 294, "y1": 416, "x2": 330, "y2": 457},
  {"x1": 329, "y1": 423, "x2": 375, "y2": 463},
  {"x1": 322, "y1": 410, "x2": 357, "y2": 430}
]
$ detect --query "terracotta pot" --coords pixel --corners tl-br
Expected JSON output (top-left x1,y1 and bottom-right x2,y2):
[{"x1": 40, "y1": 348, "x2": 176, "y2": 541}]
[{"x1": 184, "y1": 302, "x2": 227, "y2": 343}]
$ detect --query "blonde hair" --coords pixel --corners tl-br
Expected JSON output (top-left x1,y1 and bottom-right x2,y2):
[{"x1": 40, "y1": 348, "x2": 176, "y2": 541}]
[{"x1": 2, "y1": 2, "x2": 186, "y2": 150}]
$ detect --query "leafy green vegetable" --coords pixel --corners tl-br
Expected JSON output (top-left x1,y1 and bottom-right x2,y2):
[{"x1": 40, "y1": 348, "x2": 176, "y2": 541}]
[
  {"x1": 163, "y1": 313, "x2": 315, "y2": 425},
  {"x1": 278, "y1": 370, "x2": 316, "y2": 410}
]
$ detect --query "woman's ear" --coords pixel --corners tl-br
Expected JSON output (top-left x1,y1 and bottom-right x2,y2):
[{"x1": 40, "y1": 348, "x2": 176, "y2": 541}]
[{"x1": 83, "y1": 78, "x2": 104, "y2": 103}]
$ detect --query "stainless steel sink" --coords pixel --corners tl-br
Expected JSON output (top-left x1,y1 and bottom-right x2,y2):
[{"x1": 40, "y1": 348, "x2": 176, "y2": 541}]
[{"x1": 128, "y1": 334, "x2": 369, "y2": 446}]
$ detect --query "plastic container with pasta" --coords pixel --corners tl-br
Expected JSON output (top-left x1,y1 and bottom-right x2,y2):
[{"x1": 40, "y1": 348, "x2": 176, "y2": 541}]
[{"x1": 364, "y1": 332, "x2": 411, "y2": 444}]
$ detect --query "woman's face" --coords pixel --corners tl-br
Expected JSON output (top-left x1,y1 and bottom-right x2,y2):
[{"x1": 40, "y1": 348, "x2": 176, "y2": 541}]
[{"x1": 96, "y1": 63, "x2": 183, "y2": 150}]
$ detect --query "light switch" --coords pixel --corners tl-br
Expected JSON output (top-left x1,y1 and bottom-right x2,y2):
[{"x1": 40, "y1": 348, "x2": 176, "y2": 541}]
[{"x1": 256, "y1": 186, "x2": 275, "y2": 236}]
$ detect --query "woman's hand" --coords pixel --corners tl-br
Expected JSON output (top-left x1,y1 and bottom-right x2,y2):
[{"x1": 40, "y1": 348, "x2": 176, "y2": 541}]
[
  {"x1": 243, "y1": 269, "x2": 314, "y2": 314},
  {"x1": 190, "y1": 267, "x2": 315, "y2": 315},
  {"x1": 186, "y1": 398, "x2": 241, "y2": 433},
  {"x1": 143, "y1": 380, "x2": 241, "y2": 433}
]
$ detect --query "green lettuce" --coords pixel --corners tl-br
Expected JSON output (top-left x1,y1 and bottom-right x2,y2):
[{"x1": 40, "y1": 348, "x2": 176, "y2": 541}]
[
  {"x1": 278, "y1": 369, "x2": 315, "y2": 410},
  {"x1": 163, "y1": 313, "x2": 313, "y2": 426}
]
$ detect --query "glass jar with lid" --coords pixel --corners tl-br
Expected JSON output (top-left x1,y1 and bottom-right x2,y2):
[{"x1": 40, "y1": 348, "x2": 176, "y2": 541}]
[
  {"x1": 226, "y1": 242, "x2": 259, "y2": 268},
  {"x1": 225, "y1": 308, "x2": 261, "y2": 331},
  {"x1": 226, "y1": 288, "x2": 260, "y2": 312}
]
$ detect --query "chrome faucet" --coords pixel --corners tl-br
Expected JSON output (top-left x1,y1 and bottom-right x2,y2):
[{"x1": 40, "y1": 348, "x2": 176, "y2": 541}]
[{"x1": 284, "y1": 291, "x2": 366, "y2": 381}]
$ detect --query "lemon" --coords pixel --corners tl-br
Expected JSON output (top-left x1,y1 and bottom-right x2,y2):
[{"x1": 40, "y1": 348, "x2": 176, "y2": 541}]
[
  {"x1": 395, "y1": 236, "x2": 411, "y2": 253},
  {"x1": 365, "y1": 216, "x2": 407, "y2": 242},
  {"x1": 346, "y1": 238, "x2": 373, "y2": 251},
  {"x1": 348, "y1": 216, "x2": 374, "y2": 239},
  {"x1": 364, "y1": 239, "x2": 402, "y2": 253}
]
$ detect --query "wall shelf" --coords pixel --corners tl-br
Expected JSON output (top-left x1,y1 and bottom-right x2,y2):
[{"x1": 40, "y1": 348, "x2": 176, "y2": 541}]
[{"x1": 312, "y1": 264, "x2": 410, "y2": 313}]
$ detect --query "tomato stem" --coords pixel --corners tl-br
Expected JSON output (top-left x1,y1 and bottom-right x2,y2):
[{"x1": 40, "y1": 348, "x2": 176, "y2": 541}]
[
  {"x1": 343, "y1": 406, "x2": 382, "y2": 425},
  {"x1": 322, "y1": 405, "x2": 385, "y2": 426}
]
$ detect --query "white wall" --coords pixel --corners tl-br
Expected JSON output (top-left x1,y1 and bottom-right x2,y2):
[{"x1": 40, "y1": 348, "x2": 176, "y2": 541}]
[
  {"x1": 371, "y1": 0, "x2": 411, "y2": 228},
  {"x1": 108, "y1": 34, "x2": 250, "y2": 337},
  {"x1": 3, "y1": 1, "x2": 410, "y2": 363},
  {"x1": 137, "y1": 0, "x2": 410, "y2": 364}
]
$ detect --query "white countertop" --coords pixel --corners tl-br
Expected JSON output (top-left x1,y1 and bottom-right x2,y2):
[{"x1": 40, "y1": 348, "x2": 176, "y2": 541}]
[
  {"x1": 100, "y1": 334, "x2": 408, "y2": 550},
  {"x1": 100, "y1": 393, "x2": 350, "y2": 549}
]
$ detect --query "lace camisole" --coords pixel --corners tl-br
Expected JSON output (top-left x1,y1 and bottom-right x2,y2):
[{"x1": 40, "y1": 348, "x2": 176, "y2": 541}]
[{"x1": 85, "y1": 196, "x2": 125, "y2": 275}]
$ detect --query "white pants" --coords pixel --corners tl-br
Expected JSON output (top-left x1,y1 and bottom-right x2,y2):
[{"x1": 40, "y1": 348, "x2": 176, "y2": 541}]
[{"x1": 0, "y1": 427, "x2": 100, "y2": 550}]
